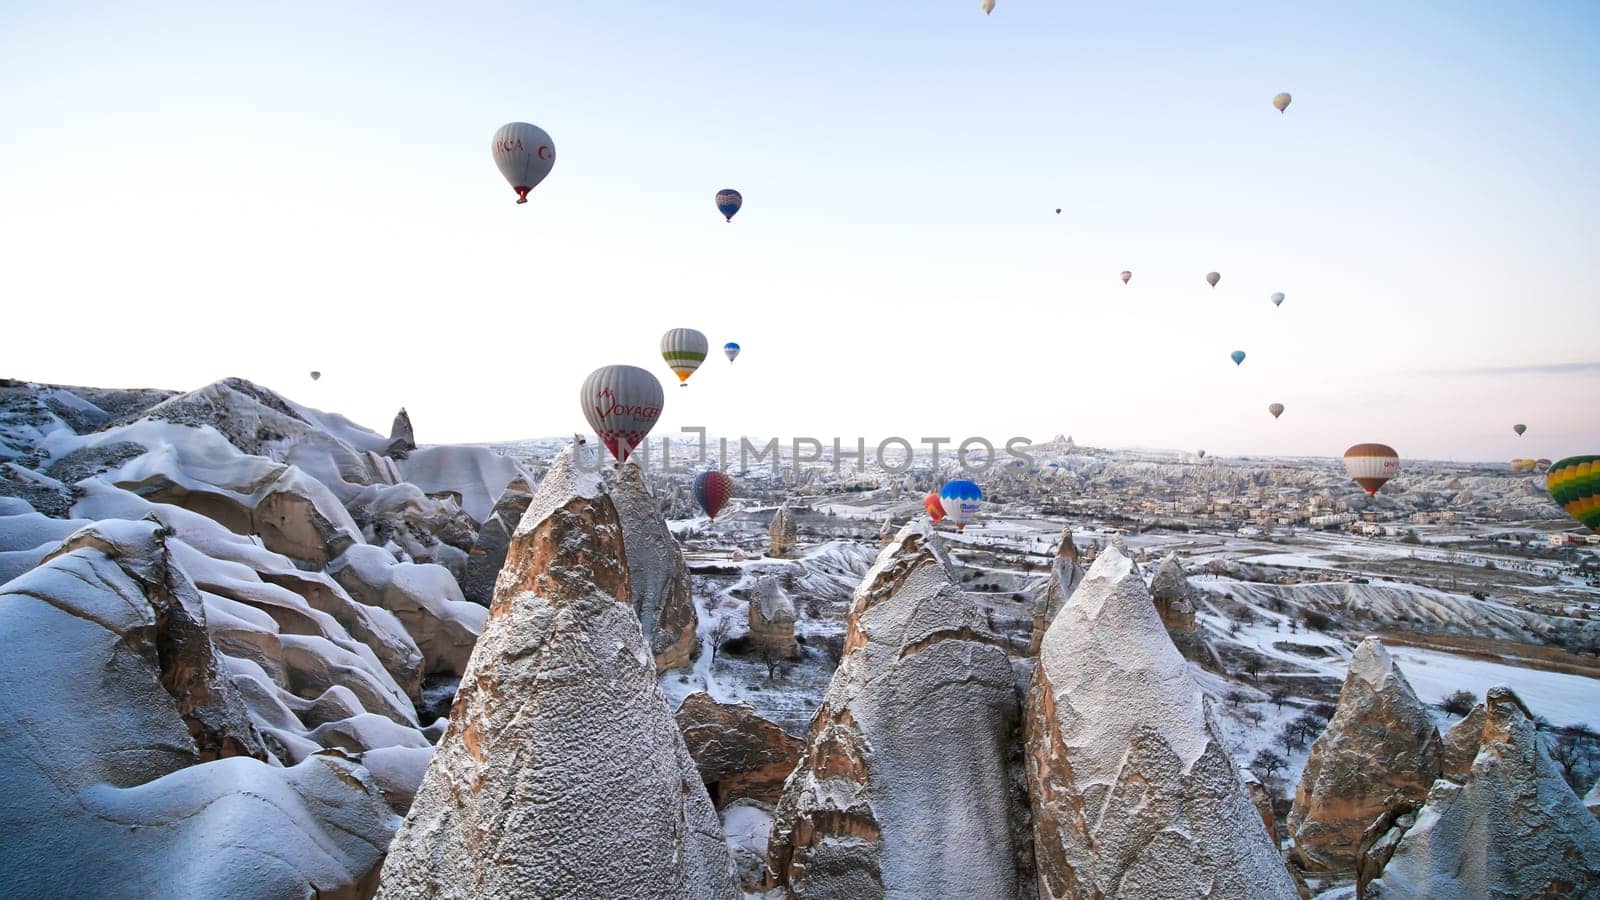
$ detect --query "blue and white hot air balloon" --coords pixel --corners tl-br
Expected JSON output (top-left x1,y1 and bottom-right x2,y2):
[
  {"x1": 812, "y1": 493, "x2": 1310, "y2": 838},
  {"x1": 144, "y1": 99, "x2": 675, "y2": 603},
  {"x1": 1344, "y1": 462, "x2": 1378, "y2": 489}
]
[
  {"x1": 724, "y1": 342, "x2": 740, "y2": 363},
  {"x1": 938, "y1": 480, "x2": 983, "y2": 532}
]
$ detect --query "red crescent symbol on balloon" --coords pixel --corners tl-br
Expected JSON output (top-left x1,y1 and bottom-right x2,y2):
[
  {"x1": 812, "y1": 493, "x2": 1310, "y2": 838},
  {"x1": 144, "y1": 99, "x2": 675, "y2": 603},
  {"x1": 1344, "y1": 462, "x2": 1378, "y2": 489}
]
[{"x1": 537, "y1": 145, "x2": 552, "y2": 160}]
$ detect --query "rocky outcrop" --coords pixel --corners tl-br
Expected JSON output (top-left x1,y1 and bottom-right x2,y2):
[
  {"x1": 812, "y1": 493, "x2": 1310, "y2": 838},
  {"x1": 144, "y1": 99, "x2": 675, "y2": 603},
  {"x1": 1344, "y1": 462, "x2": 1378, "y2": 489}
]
[
  {"x1": 676, "y1": 692, "x2": 804, "y2": 807},
  {"x1": 1362, "y1": 687, "x2": 1600, "y2": 898},
  {"x1": 1240, "y1": 767, "x2": 1278, "y2": 841},
  {"x1": 769, "y1": 503, "x2": 797, "y2": 557},
  {"x1": 1028, "y1": 525, "x2": 1083, "y2": 655},
  {"x1": 1585, "y1": 779, "x2": 1600, "y2": 819},
  {"x1": 1438, "y1": 700, "x2": 1486, "y2": 783},
  {"x1": 386, "y1": 407, "x2": 415, "y2": 459},
  {"x1": 462, "y1": 476, "x2": 532, "y2": 605},
  {"x1": 328, "y1": 544, "x2": 485, "y2": 679},
  {"x1": 1288, "y1": 637, "x2": 1441, "y2": 873},
  {"x1": 748, "y1": 575, "x2": 799, "y2": 661},
  {"x1": 1025, "y1": 546, "x2": 1296, "y2": 900},
  {"x1": 611, "y1": 462, "x2": 698, "y2": 672},
  {"x1": 376, "y1": 443, "x2": 737, "y2": 900},
  {"x1": 878, "y1": 516, "x2": 895, "y2": 546},
  {"x1": 1149, "y1": 552, "x2": 1197, "y2": 632},
  {"x1": 766, "y1": 520, "x2": 1026, "y2": 899},
  {"x1": 0, "y1": 518, "x2": 396, "y2": 898}
]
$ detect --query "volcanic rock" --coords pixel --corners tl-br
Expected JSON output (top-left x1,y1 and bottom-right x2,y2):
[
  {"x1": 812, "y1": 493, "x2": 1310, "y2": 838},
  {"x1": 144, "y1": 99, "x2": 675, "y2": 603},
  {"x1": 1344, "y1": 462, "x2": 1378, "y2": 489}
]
[
  {"x1": 1028, "y1": 525, "x2": 1084, "y2": 655},
  {"x1": 769, "y1": 503, "x2": 797, "y2": 557},
  {"x1": 748, "y1": 575, "x2": 799, "y2": 661},
  {"x1": 675, "y1": 692, "x2": 804, "y2": 807},
  {"x1": 611, "y1": 461, "x2": 698, "y2": 672},
  {"x1": 461, "y1": 475, "x2": 532, "y2": 605}
]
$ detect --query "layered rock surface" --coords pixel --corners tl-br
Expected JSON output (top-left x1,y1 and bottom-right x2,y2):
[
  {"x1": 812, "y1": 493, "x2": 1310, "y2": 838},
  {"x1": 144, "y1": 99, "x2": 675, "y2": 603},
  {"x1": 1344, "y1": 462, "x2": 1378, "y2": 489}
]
[
  {"x1": 1028, "y1": 525, "x2": 1083, "y2": 655},
  {"x1": 749, "y1": 574, "x2": 799, "y2": 660},
  {"x1": 1288, "y1": 637, "x2": 1441, "y2": 872},
  {"x1": 611, "y1": 461, "x2": 698, "y2": 671},
  {"x1": 1025, "y1": 546, "x2": 1296, "y2": 899},
  {"x1": 765, "y1": 520, "x2": 1026, "y2": 899},
  {"x1": 462, "y1": 475, "x2": 532, "y2": 605},
  {"x1": 769, "y1": 503, "x2": 797, "y2": 557},
  {"x1": 376, "y1": 443, "x2": 737, "y2": 900},
  {"x1": 676, "y1": 692, "x2": 804, "y2": 807},
  {"x1": 1363, "y1": 687, "x2": 1600, "y2": 897}
]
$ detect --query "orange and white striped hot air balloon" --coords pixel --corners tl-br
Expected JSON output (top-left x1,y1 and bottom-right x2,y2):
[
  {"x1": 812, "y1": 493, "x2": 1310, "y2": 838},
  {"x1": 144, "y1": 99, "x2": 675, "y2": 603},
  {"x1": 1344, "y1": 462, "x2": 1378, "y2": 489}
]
[{"x1": 1343, "y1": 443, "x2": 1400, "y2": 495}]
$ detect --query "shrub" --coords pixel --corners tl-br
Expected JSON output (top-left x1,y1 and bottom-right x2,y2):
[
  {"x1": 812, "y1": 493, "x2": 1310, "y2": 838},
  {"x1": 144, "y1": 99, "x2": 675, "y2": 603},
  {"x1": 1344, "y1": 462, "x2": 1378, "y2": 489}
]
[{"x1": 1437, "y1": 689, "x2": 1477, "y2": 716}]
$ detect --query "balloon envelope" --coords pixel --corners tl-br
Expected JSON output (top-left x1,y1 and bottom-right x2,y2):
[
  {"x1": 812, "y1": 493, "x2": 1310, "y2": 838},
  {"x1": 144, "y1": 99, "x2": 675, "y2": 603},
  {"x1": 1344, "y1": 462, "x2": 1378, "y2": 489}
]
[
  {"x1": 923, "y1": 491, "x2": 946, "y2": 523},
  {"x1": 1514, "y1": 424, "x2": 1527, "y2": 436},
  {"x1": 693, "y1": 470, "x2": 734, "y2": 520},
  {"x1": 580, "y1": 365, "x2": 664, "y2": 462},
  {"x1": 1271, "y1": 292, "x2": 1285, "y2": 307},
  {"x1": 491, "y1": 122, "x2": 556, "y2": 204},
  {"x1": 1344, "y1": 443, "x2": 1400, "y2": 495},
  {"x1": 724, "y1": 342, "x2": 740, "y2": 363},
  {"x1": 1269, "y1": 403, "x2": 1285, "y2": 419},
  {"x1": 1120, "y1": 270, "x2": 1132, "y2": 284},
  {"x1": 309, "y1": 371, "x2": 321, "y2": 381},
  {"x1": 1231, "y1": 351, "x2": 1246, "y2": 366},
  {"x1": 1197, "y1": 449, "x2": 1206, "y2": 459},
  {"x1": 1510, "y1": 458, "x2": 1538, "y2": 473},
  {"x1": 1206, "y1": 272, "x2": 1221, "y2": 287},
  {"x1": 661, "y1": 328, "x2": 709, "y2": 385},
  {"x1": 715, "y1": 189, "x2": 742, "y2": 222},
  {"x1": 982, "y1": 0, "x2": 994, "y2": 13},
  {"x1": 1273, "y1": 92, "x2": 1292, "y2": 113},
  {"x1": 1547, "y1": 456, "x2": 1600, "y2": 532},
  {"x1": 939, "y1": 480, "x2": 983, "y2": 532}
]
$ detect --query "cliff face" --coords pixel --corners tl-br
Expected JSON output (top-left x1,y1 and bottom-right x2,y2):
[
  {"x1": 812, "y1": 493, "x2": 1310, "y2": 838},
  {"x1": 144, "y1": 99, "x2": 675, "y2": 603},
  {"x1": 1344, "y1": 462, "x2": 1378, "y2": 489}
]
[
  {"x1": 1288, "y1": 637, "x2": 1441, "y2": 872},
  {"x1": 765, "y1": 520, "x2": 1027, "y2": 899},
  {"x1": 376, "y1": 444, "x2": 736, "y2": 900},
  {"x1": 610, "y1": 462, "x2": 698, "y2": 671},
  {"x1": 1025, "y1": 547, "x2": 1297, "y2": 900},
  {"x1": 1028, "y1": 526, "x2": 1083, "y2": 655}
]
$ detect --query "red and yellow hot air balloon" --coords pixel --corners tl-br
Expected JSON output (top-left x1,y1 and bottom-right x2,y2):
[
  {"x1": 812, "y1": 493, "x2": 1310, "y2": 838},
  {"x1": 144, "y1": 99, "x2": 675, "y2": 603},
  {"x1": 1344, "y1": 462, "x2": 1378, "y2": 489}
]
[
  {"x1": 1344, "y1": 443, "x2": 1400, "y2": 495},
  {"x1": 924, "y1": 491, "x2": 946, "y2": 523}
]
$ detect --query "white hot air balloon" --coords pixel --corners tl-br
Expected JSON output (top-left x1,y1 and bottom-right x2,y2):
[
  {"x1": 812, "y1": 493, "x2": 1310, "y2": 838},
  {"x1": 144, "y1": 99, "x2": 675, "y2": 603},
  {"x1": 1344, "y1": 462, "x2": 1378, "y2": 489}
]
[
  {"x1": 580, "y1": 365, "x2": 664, "y2": 462},
  {"x1": 982, "y1": 0, "x2": 995, "y2": 13},
  {"x1": 1206, "y1": 271, "x2": 1221, "y2": 288},
  {"x1": 491, "y1": 122, "x2": 556, "y2": 204},
  {"x1": 661, "y1": 328, "x2": 709, "y2": 386},
  {"x1": 1271, "y1": 292, "x2": 1285, "y2": 307},
  {"x1": 1273, "y1": 92, "x2": 1292, "y2": 113}
]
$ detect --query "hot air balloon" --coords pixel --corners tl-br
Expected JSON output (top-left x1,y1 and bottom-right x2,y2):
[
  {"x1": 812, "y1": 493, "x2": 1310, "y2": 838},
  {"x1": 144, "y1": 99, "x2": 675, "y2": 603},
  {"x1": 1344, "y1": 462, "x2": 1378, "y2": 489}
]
[
  {"x1": 580, "y1": 365, "x2": 664, "y2": 462},
  {"x1": 1231, "y1": 351, "x2": 1246, "y2": 366},
  {"x1": 982, "y1": 0, "x2": 995, "y2": 14},
  {"x1": 1197, "y1": 449, "x2": 1207, "y2": 459},
  {"x1": 724, "y1": 342, "x2": 740, "y2": 363},
  {"x1": 1547, "y1": 456, "x2": 1600, "y2": 532},
  {"x1": 1344, "y1": 443, "x2": 1400, "y2": 495},
  {"x1": 1537, "y1": 458, "x2": 1552, "y2": 470},
  {"x1": 923, "y1": 491, "x2": 946, "y2": 523},
  {"x1": 1271, "y1": 292, "x2": 1285, "y2": 307},
  {"x1": 661, "y1": 328, "x2": 709, "y2": 386},
  {"x1": 1054, "y1": 208, "x2": 1061, "y2": 214},
  {"x1": 1121, "y1": 270, "x2": 1132, "y2": 285},
  {"x1": 939, "y1": 480, "x2": 982, "y2": 532},
  {"x1": 1269, "y1": 403, "x2": 1285, "y2": 419},
  {"x1": 715, "y1": 189, "x2": 742, "y2": 222},
  {"x1": 491, "y1": 122, "x2": 556, "y2": 204},
  {"x1": 693, "y1": 470, "x2": 734, "y2": 520},
  {"x1": 1510, "y1": 458, "x2": 1538, "y2": 474},
  {"x1": 1206, "y1": 272, "x2": 1221, "y2": 288},
  {"x1": 1273, "y1": 92, "x2": 1292, "y2": 113},
  {"x1": 1514, "y1": 424, "x2": 1527, "y2": 436},
  {"x1": 309, "y1": 371, "x2": 321, "y2": 381}
]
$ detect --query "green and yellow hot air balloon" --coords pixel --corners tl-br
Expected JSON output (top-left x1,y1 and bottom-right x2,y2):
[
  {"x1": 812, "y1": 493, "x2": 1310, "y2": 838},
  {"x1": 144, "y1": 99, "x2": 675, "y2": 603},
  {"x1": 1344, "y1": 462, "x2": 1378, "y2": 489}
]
[{"x1": 1547, "y1": 455, "x2": 1600, "y2": 532}]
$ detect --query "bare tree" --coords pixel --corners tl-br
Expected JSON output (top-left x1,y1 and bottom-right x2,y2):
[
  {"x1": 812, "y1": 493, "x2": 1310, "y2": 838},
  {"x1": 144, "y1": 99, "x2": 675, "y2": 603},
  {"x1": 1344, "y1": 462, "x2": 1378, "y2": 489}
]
[
  {"x1": 758, "y1": 644, "x2": 789, "y2": 683},
  {"x1": 1251, "y1": 748, "x2": 1288, "y2": 782},
  {"x1": 1270, "y1": 687, "x2": 1292, "y2": 711},
  {"x1": 708, "y1": 616, "x2": 736, "y2": 665}
]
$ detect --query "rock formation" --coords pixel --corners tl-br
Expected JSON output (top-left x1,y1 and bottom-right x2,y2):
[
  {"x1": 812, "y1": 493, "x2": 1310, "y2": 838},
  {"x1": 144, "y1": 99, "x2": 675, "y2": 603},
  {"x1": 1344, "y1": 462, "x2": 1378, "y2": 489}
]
[
  {"x1": 1028, "y1": 525, "x2": 1084, "y2": 655},
  {"x1": 1025, "y1": 546, "x2": 1296, "y2": 899},
  {"x1": 1585, "y1": 779, "x2": 1600, "y2": 819},
  {"x1": 611, "y1": 461, "x2": 698, "y2": 671},
  {"x1": 1438, "y1": 699, "x2": 1486, "y2": 783},
  {"x1": 675, "y1": 692, "x2": 804, "y2": 807},
  {"x1": 1240, "y1": 767, "x2": 1279, "y2": 841},
  {"x1": 766, "y1": 520, "x2": 1026, "y2": 899},
  {"x1": 1149, "y1": 552, "x2": 1197, "y2": 631},
  {"x1": 878, "y1": 515, "x2": 895, "y2": 546},
  {"x1": 1288, "y1": 637, "x2": 1441, "y2": 873},
  {"x1": 386, "y1": 407, "x2": 415, "y2": 458},
  {"x1": 1362, "y1": 687, "x2": 1600, "y2": 898},
  {"x1": 769, "y1": 502, "x2": 797, "y2": 557},
  {"x1": 0, "y1": 518, "x2": 397, "y2": 898},
  {"x1": 748, "y1": 575, "x2": 799, "y2": 660},
  {"x1": 328, "y1": 544, "x2": 486, "y2": 679},
  {"x1": 461, "y1": 475, "x2": 532, "y2": 605},
  {"x1": 376, "y1": 443, "x2": 737, "y2": 900}
]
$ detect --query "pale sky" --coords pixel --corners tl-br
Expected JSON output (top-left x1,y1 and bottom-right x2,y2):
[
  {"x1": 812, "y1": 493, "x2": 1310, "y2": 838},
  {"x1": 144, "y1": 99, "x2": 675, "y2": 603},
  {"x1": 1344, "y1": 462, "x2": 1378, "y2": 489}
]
[{"x1": 2, "y1": 1, "x2": 1597, "y2": 461}]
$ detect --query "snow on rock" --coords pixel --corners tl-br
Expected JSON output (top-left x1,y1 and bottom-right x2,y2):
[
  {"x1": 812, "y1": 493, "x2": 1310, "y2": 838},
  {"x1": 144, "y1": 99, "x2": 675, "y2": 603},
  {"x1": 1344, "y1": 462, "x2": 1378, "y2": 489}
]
[
  {"x1": 386, "y1": 407, "x2": 416, "y2": 458},
  {"x1": 1362, "y1": 687, "x2": 1600, "y2": 898},
  {"x1": 769, "y1": 502, "x2": 797, "y2": 557},
  {"x1": 1585, "y1": 779, "x2": 1599, "y2": 819},
  {"x1": 612, "y1": 461, "x2": 698, "y2": 671},
  {"x1": 1287, "y1": 637, "x2": 1442, "y2": 872},
  {"x1": 1028, "y1": 525, "x2": 1083, "y2": 655},
  {"x1": 1149, "y1": 552, "x2": 1197, "y2": 631},
  {"x1": 748, "y1": 574, "x2": 799, "y2": 660},
  {"x1": 461, "y1": 475, "x2": 532, "y2": 605},
  {"x1": 396, "y1": 442, "x2": 528, "y2": 523},
  {"x1": 0, "y1": 519, "x2": 397, "y2": 897},
  {"x1": 377, "y1": 443, "x2": 738, "y2": 899},
  {"x1": 328, "y1": 544, "x2": 486, "y2": 680},
  {"x1": 675, "y1": 692, "x2": 804, "y2": 807},
  {"x1": 765, "y1": 519, "x2": 1026, "y2": 899},
  {"x1": 1025, "y1": 545, "x2": 1297, "y2": 899}
]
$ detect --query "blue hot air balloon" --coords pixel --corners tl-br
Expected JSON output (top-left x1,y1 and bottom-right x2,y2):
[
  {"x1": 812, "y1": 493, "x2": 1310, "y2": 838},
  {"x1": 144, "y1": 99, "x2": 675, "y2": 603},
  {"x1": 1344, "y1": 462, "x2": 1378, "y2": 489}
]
[
  {"x1": 1231, "y1": 350, "x2": 1246, "y2": 366},
  {"x1": 724, "y1": 342, "x2": 740, "y2": 363},
  {"x1": 938, "y1": 480, "x2": 983, "y2": 532},
  {"x1": 715, "y1": 189, "x2": 742, "y2": 222}
]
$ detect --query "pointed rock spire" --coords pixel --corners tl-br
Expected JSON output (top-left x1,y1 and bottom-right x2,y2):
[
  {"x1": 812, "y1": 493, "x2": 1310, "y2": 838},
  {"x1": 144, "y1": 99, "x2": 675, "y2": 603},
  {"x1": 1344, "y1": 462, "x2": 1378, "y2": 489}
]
[
  {"x1": 1028, "y1": 524, "x2": 1085, "y2": 655},
  {"x1": 610, "y1": 460, "x2": 698, "y2": 671},
  {"x1": 377, "y1": 442, "x2": 737, "y2": 899}
]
